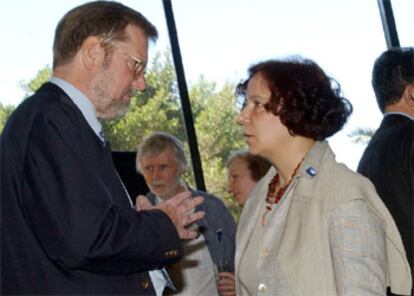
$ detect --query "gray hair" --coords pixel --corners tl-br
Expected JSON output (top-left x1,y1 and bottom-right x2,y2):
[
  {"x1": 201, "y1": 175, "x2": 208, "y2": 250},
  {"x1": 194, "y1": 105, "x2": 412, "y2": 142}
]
[{"x1": 136, "y1": 132, "x2": 187, "y2": 173}]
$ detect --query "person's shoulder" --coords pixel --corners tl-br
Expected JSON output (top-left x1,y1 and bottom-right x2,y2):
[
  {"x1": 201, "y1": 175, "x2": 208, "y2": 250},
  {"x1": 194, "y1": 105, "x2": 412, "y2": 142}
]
[
  {"x1": 17, "y1": 83, "x2": 72, "y2": 116},
  {"x1": 308, "y1": 142, "x2": 367, "y2": 190},
  {"x1": 4, "y1": 83, "x2": 73, "y2": 132},
  {"x1": 362, "y1": 115, "x2": 413, "y2": 159},
  {"x1": 191, "y1": 190, "x2": 235, "y2": 227},
  {"x1": 193, "y1": 190, "x2": 221, "y2": 202},
  {"x1": 192, "y1": 190, "x2": 227, "y2": 208},
  {"x1": 326, "y1": 161, "x2": 372, "y2": 186},
  {"x1": 317, "y1": 159, "x2": 378, "y2": 207},
  {"x1": 378, "y1": 114, "x2": 414, "y2": 137}
]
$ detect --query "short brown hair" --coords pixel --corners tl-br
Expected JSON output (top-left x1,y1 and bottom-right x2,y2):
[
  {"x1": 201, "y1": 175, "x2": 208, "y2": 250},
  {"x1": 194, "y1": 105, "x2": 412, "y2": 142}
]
[
  {"x1": 226, "y1": 150, "x2": 271, "y2": 182},
  {"x1": 53, "y1": 1, "x2": 158, "y2": 68}
]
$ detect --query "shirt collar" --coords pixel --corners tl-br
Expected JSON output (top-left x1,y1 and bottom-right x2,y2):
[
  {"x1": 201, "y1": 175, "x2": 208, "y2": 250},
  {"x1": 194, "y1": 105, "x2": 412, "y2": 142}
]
[
  {"x1": 384, "y1": 111, "x2": 414, "y2": 120},
  {"x1": 49, "y1": 76, "x2": 104, "y2": 141}
]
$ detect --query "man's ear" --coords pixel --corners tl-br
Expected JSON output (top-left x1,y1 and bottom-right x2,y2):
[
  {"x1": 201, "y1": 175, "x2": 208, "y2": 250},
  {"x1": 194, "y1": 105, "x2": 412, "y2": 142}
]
[
  {"x1": 402, "y1": 84, "x2": 414, "y2": 108},
  {"x1": 81, "y1": 36, "x2": 105, "y2": 70}
]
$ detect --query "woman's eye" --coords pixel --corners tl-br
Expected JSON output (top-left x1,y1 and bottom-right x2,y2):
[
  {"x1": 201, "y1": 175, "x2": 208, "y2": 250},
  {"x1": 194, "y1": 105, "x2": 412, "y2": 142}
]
[{"x1": 253, "y1": 101, "x2": 265, "y2": 110}]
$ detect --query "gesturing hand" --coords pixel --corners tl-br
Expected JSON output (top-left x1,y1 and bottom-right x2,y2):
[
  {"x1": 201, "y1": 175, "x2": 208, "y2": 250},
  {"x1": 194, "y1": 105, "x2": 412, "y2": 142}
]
[{"x1": 135, "y1": 191, "x2": 205, "y2": 240}]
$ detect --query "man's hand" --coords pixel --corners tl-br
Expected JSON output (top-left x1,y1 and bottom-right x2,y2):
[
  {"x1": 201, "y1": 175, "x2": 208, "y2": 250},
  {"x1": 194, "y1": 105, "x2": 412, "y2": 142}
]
[{"x1": 135, "y1": 191, "x2": 205, "y2": 240}]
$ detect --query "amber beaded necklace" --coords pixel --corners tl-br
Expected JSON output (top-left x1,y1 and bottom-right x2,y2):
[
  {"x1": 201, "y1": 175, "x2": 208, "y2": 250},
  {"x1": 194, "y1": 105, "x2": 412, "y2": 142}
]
[{"x1": 261, "y1": 160, "x2": 303, "y2": 226}]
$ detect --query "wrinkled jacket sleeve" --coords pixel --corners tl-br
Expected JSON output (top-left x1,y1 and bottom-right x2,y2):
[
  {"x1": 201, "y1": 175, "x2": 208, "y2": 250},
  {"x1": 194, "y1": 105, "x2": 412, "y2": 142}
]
[{"x1": 21, "y1": 103, "x2": 182, "y2": 274}]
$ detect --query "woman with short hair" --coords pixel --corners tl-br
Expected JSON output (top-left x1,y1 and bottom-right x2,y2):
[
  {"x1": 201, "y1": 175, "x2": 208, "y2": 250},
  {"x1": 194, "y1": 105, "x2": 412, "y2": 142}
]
[{"x1": 233, "y1": 57, "x2": 411, "y2": 296}]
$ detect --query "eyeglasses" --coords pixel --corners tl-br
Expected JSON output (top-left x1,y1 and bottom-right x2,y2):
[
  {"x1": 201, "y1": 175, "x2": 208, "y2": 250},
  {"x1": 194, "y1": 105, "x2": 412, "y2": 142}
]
[{"x1": 112, "y1": 44, "x2": 145, "y2": 79}]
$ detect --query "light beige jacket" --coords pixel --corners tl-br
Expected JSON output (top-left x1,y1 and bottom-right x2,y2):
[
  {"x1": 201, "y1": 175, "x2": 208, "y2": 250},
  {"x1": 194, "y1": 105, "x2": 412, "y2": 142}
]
[{"x1": 235, "y1": 141, "x2": 412, "y2": 295}]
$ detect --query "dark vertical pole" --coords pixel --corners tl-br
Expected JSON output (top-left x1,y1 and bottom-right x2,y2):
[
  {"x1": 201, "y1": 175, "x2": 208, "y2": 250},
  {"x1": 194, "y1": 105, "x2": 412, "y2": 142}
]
[
  {"x1": 377, "y1": 0, "x2": 400, "y2": 48},
  {"x1": 162, "y1": 0, "x2": 206, "y2": 191}
]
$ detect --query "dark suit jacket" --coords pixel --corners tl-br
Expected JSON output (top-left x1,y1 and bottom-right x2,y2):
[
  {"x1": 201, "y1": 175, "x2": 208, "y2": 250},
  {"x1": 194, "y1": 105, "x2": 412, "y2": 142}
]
[
  {"x1": 358, "y1": 114, "x2": 414, "y2": 288},
  {"x1": 1, "y1": 83, "x2": 183, "y2": 295},
  {"x1": 112, "y1": 151, "x2": 149, "y2": 201}
]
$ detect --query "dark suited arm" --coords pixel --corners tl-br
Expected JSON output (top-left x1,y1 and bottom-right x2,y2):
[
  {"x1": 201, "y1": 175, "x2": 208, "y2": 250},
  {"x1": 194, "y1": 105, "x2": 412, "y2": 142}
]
[{"x1": 21, "y1": 105, "x2": 182, "y2": 275}]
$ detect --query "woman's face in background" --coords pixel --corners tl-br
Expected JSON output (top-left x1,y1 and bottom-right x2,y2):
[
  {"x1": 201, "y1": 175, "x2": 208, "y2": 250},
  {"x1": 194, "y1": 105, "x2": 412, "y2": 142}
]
[{"x1": 227, "y1": 157, "x2": 257, "y2": 206}]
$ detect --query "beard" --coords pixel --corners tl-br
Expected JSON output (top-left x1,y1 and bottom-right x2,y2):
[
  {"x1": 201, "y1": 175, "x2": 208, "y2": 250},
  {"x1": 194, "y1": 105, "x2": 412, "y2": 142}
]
[
  {"x1": 93, "y1": 84, "x2": 131, "y2": 119},
  {"x1": 150, "y1": 179, "x2": 182, "y2": 201},
  {"x1": 91, "y1": 71, "x2": 132, "y2": 119}
]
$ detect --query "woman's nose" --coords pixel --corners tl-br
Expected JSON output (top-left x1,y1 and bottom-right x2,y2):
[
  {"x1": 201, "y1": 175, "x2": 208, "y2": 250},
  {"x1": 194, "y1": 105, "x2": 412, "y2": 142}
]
[
  {"x1": 237, "y1": 108, "x2": 251, "y2": 125},
  {"x1": 227, "y1": 180, "x2": 235, "y2": 193}
]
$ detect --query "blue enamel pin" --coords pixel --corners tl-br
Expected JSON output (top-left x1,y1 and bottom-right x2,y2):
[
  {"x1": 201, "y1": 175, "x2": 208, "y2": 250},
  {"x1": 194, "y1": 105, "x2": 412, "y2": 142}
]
[{"x1": 305, "y1": 166, "x2": 317, "y2": 177}]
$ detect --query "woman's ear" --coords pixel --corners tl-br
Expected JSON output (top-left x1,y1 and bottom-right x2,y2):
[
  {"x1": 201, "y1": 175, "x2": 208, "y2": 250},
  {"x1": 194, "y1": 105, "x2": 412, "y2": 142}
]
[{"x1": 81, "y1": 36, "x2": 105, "y2": 70}]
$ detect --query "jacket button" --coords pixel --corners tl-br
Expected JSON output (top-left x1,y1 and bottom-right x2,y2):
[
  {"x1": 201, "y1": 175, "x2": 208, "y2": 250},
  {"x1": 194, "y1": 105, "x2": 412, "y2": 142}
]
[
  {"x1": 258, "y1": 283, "x2": 267, "y2": 292},
  {"x1": 261, "y1": 248, "x2": 270, "y2": 257},
  {"x1": 141, "y1": 279, "x2": 149, "y2": 289}
]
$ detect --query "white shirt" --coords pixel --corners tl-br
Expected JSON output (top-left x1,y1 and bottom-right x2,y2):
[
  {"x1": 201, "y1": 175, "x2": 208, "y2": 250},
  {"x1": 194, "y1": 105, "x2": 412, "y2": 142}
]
[
  {"x1": 149, "y1": 270, "x2": 168, "y2": 296},
  {"x1": 153, "y1": 194, "x2": 218, "y2": 296},
  {"x1": 173, "y1": 233, "x2": 217, "y2": 296},
  {"x1": 48, "y1": 77, "x2": 104, "y2": 142}
]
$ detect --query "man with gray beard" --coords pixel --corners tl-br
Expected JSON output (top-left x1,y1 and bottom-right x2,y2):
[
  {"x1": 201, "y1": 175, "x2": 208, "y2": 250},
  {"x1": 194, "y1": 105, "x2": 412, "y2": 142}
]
[
  {"x1": 1, "y1": 1, "x2": 204, "y2": 295},
  {"x1": 136, "y1": 132, "x2": 236, "y2": 296}
]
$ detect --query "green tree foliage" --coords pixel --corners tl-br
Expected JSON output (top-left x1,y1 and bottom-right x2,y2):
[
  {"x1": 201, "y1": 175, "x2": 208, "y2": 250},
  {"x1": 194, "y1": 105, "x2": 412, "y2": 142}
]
[
  {"x1": 348, "y1": 127, "x2": 375, "y2": 145},
  {"x1": 0, "y1": 103, "x2": 15, "y2": 132},
  {"x1": 192, "y1": 81, "x2": 245, "y2": 206},
  {"x1": 0, "y1": 66, "x2": 51, "y2": 133},
  {"x1": 7, "y1": 50, "x2": 246, "y2": 217},
  {"x1": 102, "y1": 50, "x2": 245, "y2": 215},
  {"x1": 103, "y1": 52, "x2": 184, "y2": 150},
  {"x1": 21, "y1": 66, "x2": 52, "y2": 96}
]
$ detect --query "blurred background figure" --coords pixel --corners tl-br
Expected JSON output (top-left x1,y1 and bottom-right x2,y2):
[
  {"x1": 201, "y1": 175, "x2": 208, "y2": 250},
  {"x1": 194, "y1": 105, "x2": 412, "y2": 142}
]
[
  {"x1": 358, "y1": 47, "x2": 414, "y2": 296},
  {"x1": 227, "y1": 149, "x2": 271, "y2": 206},
  {"x1": 136, "y1": 131, "x2": 236, "y2": 296},
  {"x1": 216, "y1": 150, "x2": 270, "y2": 295}
]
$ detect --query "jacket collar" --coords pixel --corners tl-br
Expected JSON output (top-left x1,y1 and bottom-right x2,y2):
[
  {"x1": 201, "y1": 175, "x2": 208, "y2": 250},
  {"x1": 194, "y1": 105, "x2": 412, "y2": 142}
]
[
  {"x1": 236, "y1": 141, "x2": 332, "y2": 263},
  {"x1": 295, "y1": 140, "x2": 330, "y2": 181}
]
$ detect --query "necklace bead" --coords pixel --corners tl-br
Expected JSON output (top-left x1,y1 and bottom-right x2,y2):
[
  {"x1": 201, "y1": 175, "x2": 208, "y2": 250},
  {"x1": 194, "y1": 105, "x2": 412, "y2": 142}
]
[{"x1": 261, "y1": 159, "x2": 303, "y2": 226}]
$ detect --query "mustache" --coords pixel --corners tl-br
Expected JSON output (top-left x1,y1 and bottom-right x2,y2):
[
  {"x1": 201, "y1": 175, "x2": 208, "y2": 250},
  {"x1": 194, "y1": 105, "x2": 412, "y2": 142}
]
[
  {"x1": 126, "y1": 89, "x2": 137, "y2": 98},
  {"x1": 150, "y1": 181, "x2": 165, "y2": 187}
]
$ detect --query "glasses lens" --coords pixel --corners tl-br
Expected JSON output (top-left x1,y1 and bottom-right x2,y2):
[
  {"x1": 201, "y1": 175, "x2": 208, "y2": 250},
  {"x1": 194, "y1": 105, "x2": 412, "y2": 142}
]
[
  {"x1": 133, "y1": 61, "x2": 144, "y2": 77},
  {"x1": 111, "y1": 44, "x2": 144, "y2": 78}
]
